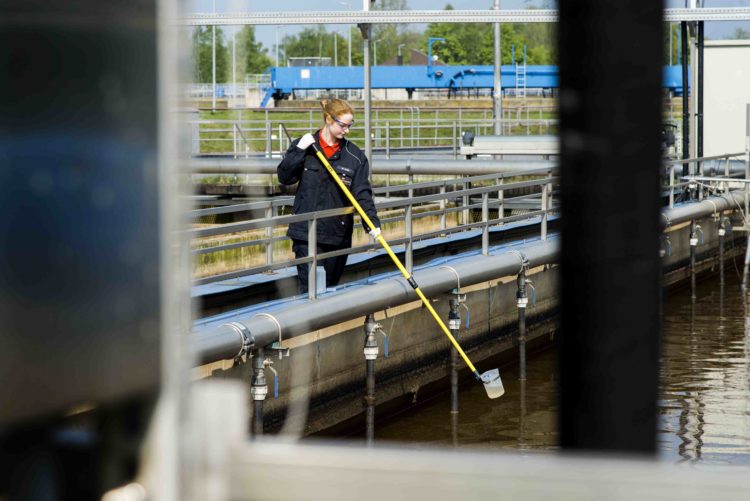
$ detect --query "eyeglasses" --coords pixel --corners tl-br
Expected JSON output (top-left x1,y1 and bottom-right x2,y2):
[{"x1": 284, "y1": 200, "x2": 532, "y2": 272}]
[{"x1": 333, "y1": 117, "x2": 354, "y2": 130}]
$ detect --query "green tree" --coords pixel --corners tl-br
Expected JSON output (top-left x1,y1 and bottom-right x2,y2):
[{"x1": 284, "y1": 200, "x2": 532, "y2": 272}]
[
  {"x1": 236, "y1": 26, "x2": 273, "y2": 75},
  {"x1": 191, "y1": 26, "x2": 230, "y2": 83},
  {"x1": 731, "y1": 27, "x2": 750, "y2": 39},
  {"x1": 422, "y1": 4, "x2": 555, "y2": 66},
  {"x1": 372, "y1": 0, "x2": 423, "y2": 65}
]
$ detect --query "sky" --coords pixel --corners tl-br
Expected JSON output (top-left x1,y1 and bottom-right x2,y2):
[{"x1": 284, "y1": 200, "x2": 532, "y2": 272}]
[{"x1": 185, "y1": 0, "x2": 750, "y2": 58}]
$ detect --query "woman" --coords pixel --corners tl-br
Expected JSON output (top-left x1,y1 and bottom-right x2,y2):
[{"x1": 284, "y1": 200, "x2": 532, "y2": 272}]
[{"x1": 277, "y1": 99, "x2": 381, "y2": 294}]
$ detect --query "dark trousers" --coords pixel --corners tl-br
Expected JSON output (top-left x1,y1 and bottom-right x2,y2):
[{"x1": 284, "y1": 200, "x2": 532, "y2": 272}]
[{"x1": 292, "y1": 239, "x2": 349, "y2": 294}]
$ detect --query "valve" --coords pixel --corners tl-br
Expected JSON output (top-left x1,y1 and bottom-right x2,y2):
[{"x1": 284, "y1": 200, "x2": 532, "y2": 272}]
[
  {"x1": 660, "y1": 235, "x2": 673, "y2": 258},
  {"x1": 264, "y1": 359, "x2": 279, "y2": 399},
  {"x1": 363, "y1": 315, "x2": 379, "y2": 361}
]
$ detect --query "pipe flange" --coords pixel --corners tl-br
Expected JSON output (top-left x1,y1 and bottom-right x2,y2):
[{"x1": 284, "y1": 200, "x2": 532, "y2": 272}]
[{"x1": 222, "y1": 321, "x2": 254, "y2": 362}]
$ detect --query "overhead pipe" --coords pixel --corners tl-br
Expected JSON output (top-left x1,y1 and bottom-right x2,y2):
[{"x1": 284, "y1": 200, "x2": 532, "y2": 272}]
[
  {"x1": 185, "y1": 156, "x2": 557, "y2": 176},
  {"x1": 193, "y1": 238, "x2": 558, "y2": 366}
]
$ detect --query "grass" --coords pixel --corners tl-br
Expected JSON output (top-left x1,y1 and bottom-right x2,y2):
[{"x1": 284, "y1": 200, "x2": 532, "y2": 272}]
[
  {"x1": 192, "y1": 205, "x2": 462, "y2": 279},
  {"x1": 196, "y1": 106, "x2": 559, "y2": 155}
]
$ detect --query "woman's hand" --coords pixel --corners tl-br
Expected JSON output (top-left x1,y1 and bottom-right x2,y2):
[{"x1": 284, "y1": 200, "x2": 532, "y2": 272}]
[{"x1": 297, "y1": 133, "x2": 315, "y2": 150}]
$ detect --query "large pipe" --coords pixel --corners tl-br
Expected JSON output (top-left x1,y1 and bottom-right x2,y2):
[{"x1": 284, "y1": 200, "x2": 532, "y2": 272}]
[
  {"x1": 191, "y1": 157, "x2": 745, "y2": 177},
  {"x1": 185, "y1": 157, "x2": 558, "y2": 176},
  {"x1": 193, "y1": 238, "x2": 558, "y2": 365},
  {"x1": 662, "y1": 190, "x2": 746, "y2": 227},
  {"x1": 194, "y1": 190, "x2": 748, "y2": 366}
]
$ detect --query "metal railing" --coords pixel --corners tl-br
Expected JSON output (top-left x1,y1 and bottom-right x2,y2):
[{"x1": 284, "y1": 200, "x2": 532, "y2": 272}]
[
  {"x1": 662, "y1": 152, "x2": 747, "y2": 208},
  {"x1": 191, "y1": 106, "x2": 558, "y2": 156},
  {"x1": 190, "y1": 168, "x2": 558, "y2": 299}
]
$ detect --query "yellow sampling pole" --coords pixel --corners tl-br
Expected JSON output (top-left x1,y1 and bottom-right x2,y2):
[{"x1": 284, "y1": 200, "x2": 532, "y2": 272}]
[{"x1": 311, "y1": 145, "x2": 503, "y2": 398}]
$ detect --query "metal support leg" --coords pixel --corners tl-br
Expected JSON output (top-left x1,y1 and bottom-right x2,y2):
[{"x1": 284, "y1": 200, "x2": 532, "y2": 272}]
[
  {"x1": 742, "y1": 235, "x2": 750, "y2": 292},
  {"x1": 250, "y1": 347, "x2": 267, "y2": 437},
  {"x1": 517, "y1": 270, "x2": 528, "y2": 381},
  {"x1": 690, "y1": 221, "x2": 697, "y2": 300},
  {"x1": 448, "y1": 294, "x2": 462, "y2": 447},
  {"x1": 719, "y1": 220, "x2": 725, "y2": 286},
  {"x1": 363, "y1": 314, "x2": 379, "y2": 447}
]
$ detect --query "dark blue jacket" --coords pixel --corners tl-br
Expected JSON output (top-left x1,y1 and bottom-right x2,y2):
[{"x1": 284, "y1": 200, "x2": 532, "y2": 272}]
[{"x1": 277, "y1": 131, "x2": 380, "y2": 246}]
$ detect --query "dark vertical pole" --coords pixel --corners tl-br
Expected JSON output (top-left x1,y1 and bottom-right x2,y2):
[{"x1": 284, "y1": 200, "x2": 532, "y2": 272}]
[
  {"x1": 681, "y1": 21, "x2": 690, "y2": 178},
  {"x1": 697, "y1": 22, "x2": 704, "y2": 180},
  {"x1": 719, "y1": 221, "x2": 725, "y2": 286},
  {"x1": 558, "y1": 0, "x2": 663, "y2": 453},
  {"x1": 448, "y1": 296, "x2": 460, "y2": 446},
  {"x1": 517, "y1": 271, "x2": 528, "y2": 381},
  {"x1": 363, "y1": 315, "x2": 378, "y2": 447},
  {"x1": 0, "y1": 1, "x2": 161, "y2": 497},
  {"x1": 251, "y1": 348, "x2": 267, "y2": 436},
  {"x1": 690, "y1": 221, "x2": 697, "y2": 300}
]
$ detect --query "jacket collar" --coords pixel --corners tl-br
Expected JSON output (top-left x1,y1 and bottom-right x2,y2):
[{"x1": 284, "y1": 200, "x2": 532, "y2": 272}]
[{"x1": 314, "y1": 130, "x2": 346, "y2": 160}]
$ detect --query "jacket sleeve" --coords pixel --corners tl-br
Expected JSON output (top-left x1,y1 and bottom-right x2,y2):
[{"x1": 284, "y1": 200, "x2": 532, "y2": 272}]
[
  {"x1": 351, "y1": 155, "x2": 381, "y2": 231},
  {"x1": 277, "y1": 138, "x2": 306, "y2": 185}
]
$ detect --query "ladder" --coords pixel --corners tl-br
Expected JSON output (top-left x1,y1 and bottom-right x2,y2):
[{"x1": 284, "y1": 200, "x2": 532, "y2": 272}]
[{"x1": 515, "y1": 63, "x2": 527, "y2": 99}]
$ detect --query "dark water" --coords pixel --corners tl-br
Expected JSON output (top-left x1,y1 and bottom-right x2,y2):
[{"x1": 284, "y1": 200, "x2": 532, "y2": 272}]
[{"x1": 376, "y1": 272, "x2": 750, "y2": 464}]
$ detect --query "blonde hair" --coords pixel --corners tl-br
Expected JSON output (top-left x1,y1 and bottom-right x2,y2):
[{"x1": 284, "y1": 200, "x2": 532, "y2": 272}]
[{"x1": 321, "y1": 98, "x2": 354, "y2": 123}]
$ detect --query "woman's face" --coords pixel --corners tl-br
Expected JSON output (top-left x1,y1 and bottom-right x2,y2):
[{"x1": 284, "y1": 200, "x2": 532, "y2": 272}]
[{"x1": 327, "y1": 112, "x2": 354, "y2": 140}]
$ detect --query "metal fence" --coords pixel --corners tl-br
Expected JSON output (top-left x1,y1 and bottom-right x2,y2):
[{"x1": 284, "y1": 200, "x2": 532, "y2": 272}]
[
  {"x1": 190, "y1": 106, "x2": 559, "y2": 157},
  {"x1": 189, "y1": 167, "x2": 558, "y2": 299}
]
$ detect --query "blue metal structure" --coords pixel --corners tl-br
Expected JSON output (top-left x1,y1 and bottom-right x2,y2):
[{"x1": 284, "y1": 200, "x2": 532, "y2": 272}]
[{"x1": 263, "y1": 65, "x2": 688, "y2": 106}]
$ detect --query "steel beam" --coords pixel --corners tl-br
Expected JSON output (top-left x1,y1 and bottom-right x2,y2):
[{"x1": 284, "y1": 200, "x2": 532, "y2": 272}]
[{"x1": 179, "y1": 8, "x2": 750, "y2": 26}]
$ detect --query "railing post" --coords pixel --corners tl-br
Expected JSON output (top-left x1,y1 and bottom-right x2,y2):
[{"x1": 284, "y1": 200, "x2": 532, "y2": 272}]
[
  {"x1": 462, "y1": 181, "x2": 470, "y2": 227},
  {"x1": 440, "y1": 183, "x2": 447, "y2": 232},
  {"x1": 400, "y1": 109, "x2": 404, "y2": 149},
  {"x1": 452, "y1": 120, "x2": 458, "y2": 159},
  {"x1": 434, "y1": 109, "x2": 439, "y2": 143},
  {"x1": 498, "y1": 176, "x2": 505, "y2": 226},
  {"x1": 386, "y1": 121, "x2": 390, "y2": 159},
  {"x1": 669, "y1": 164, "x2": 675, "y2": 208},
  {"x1": 308, "y1": 217, "x2": 317, "y2": 300},
  {"x1": 541, "y1": 182, "x2": 548, "y2": 241},
  {"x1": 278, "y1": 124, "x2": 283, "y2": 156},
  {"x1": 265, "y1": 119, "x2": 272, "y2": 158},
  {"x1": 265, "y1": 205, "x2": 274, "y2": 268},
  {"x1": 482, "y1": 192, "x2": 489, "y2": 255},
  {"x1": 406, "y1": 202, "x2": 413, "y2": 273}
]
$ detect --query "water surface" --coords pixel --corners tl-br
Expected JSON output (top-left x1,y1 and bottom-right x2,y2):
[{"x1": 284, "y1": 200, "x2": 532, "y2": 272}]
[{"x1": 375, "y1": 271, "x2": 750, "y2": 464}]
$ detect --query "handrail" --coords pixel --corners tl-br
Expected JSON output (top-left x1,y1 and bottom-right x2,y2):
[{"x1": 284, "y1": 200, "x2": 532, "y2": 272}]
[{"x1": 191, "y1": 170, "x2": 558, "y2": 289}]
